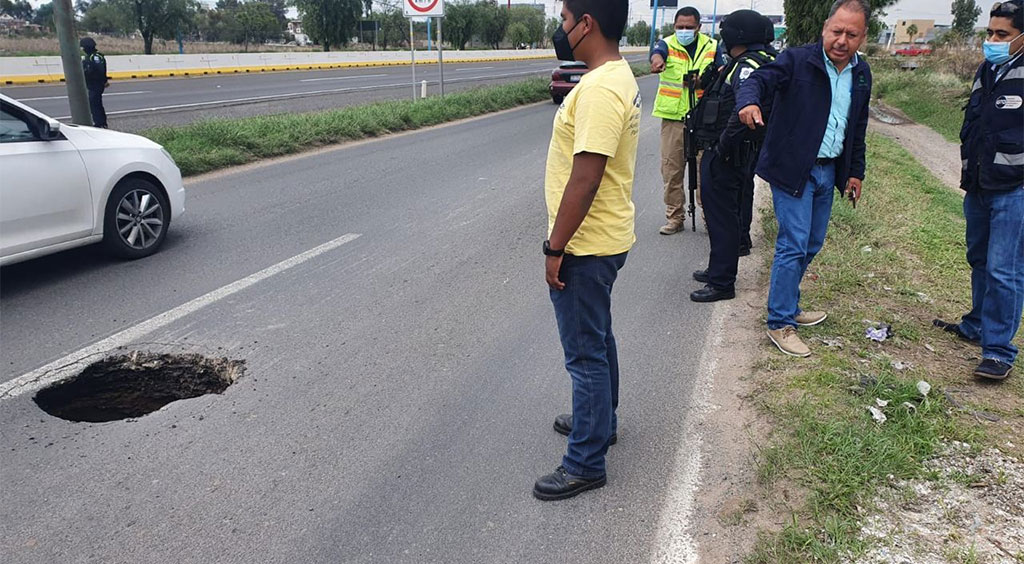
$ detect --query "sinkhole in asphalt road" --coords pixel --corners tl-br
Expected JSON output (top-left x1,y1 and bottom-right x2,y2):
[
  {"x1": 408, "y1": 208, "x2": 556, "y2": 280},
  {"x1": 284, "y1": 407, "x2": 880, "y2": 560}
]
[{"x1": 34, "y1": 352, "x2": 246, "y2": 423}]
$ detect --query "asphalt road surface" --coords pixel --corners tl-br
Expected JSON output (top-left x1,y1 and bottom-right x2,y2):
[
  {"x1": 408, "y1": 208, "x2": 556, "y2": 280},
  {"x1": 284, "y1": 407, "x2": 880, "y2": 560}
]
[
  {"x1": 4, "y1": 56, "x2": 648, "y2": 132},
  {"x1": 0, "y1": 75, "x2": 727, "y2": 564}
]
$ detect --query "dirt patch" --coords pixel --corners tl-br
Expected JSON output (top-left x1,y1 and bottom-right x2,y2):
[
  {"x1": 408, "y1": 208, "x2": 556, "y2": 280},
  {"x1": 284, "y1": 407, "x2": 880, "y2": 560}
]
[
  {"x1": 868, "y1": 102, "x2": 961, "y2": 191},
  {"x1": 34, "y1": 352, "x2": 245, "y2": 423},
  {"x1": 856, "y1": 442, "x2": 1024, "y2": 564},
  {"x1": 692, "y1": 182, "x2": 784, "y2": 562}
]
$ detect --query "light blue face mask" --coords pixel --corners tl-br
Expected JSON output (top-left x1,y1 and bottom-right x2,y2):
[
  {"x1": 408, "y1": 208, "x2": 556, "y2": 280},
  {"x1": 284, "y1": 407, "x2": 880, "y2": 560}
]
[
  {"x1": 984, "y1": 33, "x2": 1023, "y2": 65},
  {"x1": 675, "y1": 29, "x2": 696, "y2": 46}
]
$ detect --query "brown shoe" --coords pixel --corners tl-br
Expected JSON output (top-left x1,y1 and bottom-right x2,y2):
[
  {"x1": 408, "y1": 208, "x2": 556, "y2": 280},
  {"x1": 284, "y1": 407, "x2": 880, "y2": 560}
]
[
  {"x1": 767, "y1": 327, "x2": 811, "y2": 357},
  {"x1": 659, "y1": 220, "x2": 684, "y2": 235},
  {"x1": 795, "y1": 311, "x2": 828, "y2": 326}
]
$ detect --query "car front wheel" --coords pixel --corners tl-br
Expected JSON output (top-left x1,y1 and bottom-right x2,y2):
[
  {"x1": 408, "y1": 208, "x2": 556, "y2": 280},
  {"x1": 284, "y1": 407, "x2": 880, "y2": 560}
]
[
  {"x1": 552, "y1": 94, "x2": 564, "y2": 104},
  {"x1": 102, "y1": 177, "x2": 170, "y2": 260}
]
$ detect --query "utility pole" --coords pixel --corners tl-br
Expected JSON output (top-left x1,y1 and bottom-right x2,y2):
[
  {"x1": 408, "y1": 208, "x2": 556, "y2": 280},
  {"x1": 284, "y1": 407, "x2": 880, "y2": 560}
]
[{"x1": 52, "y1": 0, "x2": 91, "y2": 125}]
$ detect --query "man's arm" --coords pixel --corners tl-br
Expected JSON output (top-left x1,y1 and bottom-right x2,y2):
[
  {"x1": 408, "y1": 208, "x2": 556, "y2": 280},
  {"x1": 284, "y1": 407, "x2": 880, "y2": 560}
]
[
  {"x1": 546, "y1": 152, "x2": 608, "y2": 290},
  {"x1": 735, "y1": 48, "x2": 795, "y2": 129},
  {"x1": 650, "y1": 40, "x2": 668, "y2": 73},
  {"x1": 845, "y1": 69, "x2": 871, "y2": 205}
]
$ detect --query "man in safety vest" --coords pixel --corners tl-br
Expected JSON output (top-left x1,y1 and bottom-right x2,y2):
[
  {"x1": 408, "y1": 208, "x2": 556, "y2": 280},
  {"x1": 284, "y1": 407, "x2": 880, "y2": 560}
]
[{"x1": 650, "y1": 6, "x2": 717, "y2": 235}]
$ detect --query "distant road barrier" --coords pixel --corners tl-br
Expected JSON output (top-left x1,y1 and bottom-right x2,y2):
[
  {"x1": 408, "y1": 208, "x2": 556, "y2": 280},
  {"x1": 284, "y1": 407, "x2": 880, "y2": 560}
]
[{"x1": 1, "y1": 48, "x2": 648, "y2": 85}]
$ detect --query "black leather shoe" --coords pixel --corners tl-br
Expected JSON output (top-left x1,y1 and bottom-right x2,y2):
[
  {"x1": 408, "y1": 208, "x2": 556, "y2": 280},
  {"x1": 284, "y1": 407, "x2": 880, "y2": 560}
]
[
  {"x1": 690, "y1": 284, "x2": 735, "y2": 302},
  {"x1": 738, "y1": 245, "x2": 751, "y2": 257},
  {"x1": 933, "y1": 319, "x2": 981, "y2": 345},
  {"x1": 553, "y1": 413, "x2": 617, "y2": 445},
  {"x1": 693, "y1": 269, "x2": 709, "y2": 283},
  {"x1": 974, "y1": 359, "x2": 1013, "y2": 381},
  {"x1": 533, "y1": 466, "x2": 606, "y2": 501}
]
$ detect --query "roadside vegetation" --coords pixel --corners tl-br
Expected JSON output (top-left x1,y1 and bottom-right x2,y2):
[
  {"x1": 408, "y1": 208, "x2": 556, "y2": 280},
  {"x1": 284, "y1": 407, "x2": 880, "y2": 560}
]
[
  {"x1": 871, "y1": 50, "x2": 976, "y2": 142},
  {"x1": 147, "y1": 65, "x2": 651, "y2": 177},
  {"x1": 744, "y1": 133, "x2": 1023, "y2": 562}
]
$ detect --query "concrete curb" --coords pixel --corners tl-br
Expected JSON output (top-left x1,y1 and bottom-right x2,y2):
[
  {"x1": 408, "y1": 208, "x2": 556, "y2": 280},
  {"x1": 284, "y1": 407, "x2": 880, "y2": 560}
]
[{"x1": 2, "y1": 47, "x2": 650, "y2": 85}]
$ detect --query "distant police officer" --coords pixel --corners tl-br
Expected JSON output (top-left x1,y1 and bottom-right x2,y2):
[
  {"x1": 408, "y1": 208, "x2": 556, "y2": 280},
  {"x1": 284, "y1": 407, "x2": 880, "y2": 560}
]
[
  {"x1": 934, "y1": 0, "x2": 1024, "y2": 381},
  {"x1": 689, "y1": 10, "x2": 775, "y2": 302},
  {"x1": 80, "y1": 37, "x2": 108, "y2": 128}
]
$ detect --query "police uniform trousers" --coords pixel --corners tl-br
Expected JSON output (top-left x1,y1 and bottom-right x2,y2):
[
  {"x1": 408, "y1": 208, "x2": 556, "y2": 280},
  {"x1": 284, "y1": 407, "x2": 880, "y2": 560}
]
[
  {"x1": 701, "y1": 147, "x2": 748, "y2": 290},
  {"x1": 87, "y1": 83, "x2": 107, "y2": 128}
]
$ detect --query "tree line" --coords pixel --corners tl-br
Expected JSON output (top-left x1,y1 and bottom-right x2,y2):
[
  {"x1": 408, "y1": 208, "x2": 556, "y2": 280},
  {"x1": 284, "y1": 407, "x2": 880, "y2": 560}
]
[{"x1": 1, "y1": 0, "x2": 559, "y2": 54}]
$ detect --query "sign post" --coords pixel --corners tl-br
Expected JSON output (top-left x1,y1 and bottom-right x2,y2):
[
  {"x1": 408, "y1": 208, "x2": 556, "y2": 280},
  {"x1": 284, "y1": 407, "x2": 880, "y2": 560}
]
[
  {"x1": 404, "y1": 0, "x2": 445, "y2": 97},
  {"x1": 410, "y1": 18, "x2": 416, "y2": 100}
]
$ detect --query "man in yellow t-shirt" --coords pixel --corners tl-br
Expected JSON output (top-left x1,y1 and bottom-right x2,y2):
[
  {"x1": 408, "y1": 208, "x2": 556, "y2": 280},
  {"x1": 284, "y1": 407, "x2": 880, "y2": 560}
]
[{"x1": 534, "y1": 0, "x2": 640, "y2": 502}]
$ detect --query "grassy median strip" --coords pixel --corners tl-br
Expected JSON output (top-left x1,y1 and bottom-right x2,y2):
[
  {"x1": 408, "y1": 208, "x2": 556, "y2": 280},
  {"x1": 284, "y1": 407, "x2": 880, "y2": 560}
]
[
  {"x1": 146, "y1": 64, "x2": 652, "y2": 177},
  {"x1": 745, "y1": 133, "x2": 1022, "y2": 563},
  {"x1": 144, "y1": 78, "x2": 550, "y2": 177}
]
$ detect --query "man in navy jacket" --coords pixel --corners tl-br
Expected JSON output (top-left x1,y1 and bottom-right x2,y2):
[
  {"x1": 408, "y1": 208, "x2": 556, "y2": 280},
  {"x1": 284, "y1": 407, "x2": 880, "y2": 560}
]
[
  {"x1": 934, "y1": 0, "x2": 1024, "y2": 381},
  {"x1": 734, "y1": 0, "x2": 871, "y2": 357}
]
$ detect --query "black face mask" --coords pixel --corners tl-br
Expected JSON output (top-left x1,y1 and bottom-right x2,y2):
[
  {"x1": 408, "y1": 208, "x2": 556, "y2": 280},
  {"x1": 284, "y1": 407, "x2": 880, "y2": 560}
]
[{"x1": 552, "y1": 18, "x2": 584, "y2": 61}]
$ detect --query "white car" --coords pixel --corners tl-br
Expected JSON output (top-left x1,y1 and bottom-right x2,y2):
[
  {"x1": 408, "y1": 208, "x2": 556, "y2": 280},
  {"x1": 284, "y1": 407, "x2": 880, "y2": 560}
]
[{"x1": 0, "y1": 94, "x2": 185, "y2": 266}]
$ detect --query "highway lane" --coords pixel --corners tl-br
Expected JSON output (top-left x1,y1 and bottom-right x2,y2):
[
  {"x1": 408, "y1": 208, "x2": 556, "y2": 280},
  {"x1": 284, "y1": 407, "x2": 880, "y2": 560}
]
[
  {"x1": 4, "y1": 56, "x2": 648, "y2": 131},
  {"x1": 1, "y1": 75, "x2": 721, "y2": 563}
]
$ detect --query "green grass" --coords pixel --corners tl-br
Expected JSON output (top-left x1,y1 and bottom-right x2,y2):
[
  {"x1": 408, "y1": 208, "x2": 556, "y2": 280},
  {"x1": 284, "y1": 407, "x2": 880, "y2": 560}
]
[
  {"x1": 146, "y1": 64, "x2": 652, "y2": 177},
  {"x1": 144, "y1": 78, "x2": 551, "y2": 176},
  {"x1": 746, "y1": 133, "x2": 1021, "y2": 563},
  {"x1": 872, "y1": 68, "x2": 970, "y2": 143}
]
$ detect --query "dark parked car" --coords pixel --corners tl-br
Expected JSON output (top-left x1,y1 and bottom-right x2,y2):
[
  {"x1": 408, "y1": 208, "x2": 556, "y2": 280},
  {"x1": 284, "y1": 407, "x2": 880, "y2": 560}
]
[{"x1": 549, "y1": 61, "x2": 588, "y2": 104}]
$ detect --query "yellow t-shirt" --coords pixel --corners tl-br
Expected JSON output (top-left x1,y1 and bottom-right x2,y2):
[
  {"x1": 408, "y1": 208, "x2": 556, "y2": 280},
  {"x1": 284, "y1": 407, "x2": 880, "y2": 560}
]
[{"x1": 545, "y1": 58, "x2": 641, "y2": 257}]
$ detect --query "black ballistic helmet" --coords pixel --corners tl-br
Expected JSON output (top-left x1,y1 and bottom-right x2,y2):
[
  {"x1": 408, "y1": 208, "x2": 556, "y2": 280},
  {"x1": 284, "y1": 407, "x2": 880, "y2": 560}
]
[
  {"x1": 80, "y1": 37, "x2": 96, "y2": 52},
  {"x1": 763, "y1": 15, "x2": 776, "y2": 44},
  {"x1": 719, "y1": 9, "x2": 765, "y2": 51}
]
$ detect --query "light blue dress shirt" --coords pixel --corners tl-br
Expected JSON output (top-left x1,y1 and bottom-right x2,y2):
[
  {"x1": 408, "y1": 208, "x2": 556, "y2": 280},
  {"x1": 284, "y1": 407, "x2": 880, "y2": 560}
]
[{"x1": 818, "y1": 48, "x2": 858, "y2": 159}]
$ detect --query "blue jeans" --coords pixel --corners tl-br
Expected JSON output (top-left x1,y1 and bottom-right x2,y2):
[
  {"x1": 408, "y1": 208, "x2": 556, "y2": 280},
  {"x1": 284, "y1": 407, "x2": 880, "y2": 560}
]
[
  {"x1": 549, "y1": 252, "x2": 627, "y2": 478},
  {"x1": 767, "y1": 163, "x2": 836, "y2": 329},
  {"x1": 959, "y1": 187, "x2": 1024, "y2": 364}
]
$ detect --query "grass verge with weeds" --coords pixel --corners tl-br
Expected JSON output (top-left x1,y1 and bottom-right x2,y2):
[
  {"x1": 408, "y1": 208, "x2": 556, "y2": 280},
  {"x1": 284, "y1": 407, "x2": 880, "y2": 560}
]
[
  {"x1": 746, "y1": 133, "x2": 1023, "y2": 563},
  {"x1": 146, "y1": 65, "x2": 651, "y2": 177},
  {"x1": 872, "y1": 68, "x2": 970, "y2": 143}
]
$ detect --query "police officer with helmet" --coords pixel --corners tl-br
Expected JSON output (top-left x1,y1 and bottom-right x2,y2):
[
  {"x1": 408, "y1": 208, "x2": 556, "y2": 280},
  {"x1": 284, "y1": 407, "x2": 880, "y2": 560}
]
[
  {"x1": 689, "y1": 10, "x2": 776, "y2": 302},
  {"x1": 80, "y1": 37, "x2": 109, "y2": 128}
]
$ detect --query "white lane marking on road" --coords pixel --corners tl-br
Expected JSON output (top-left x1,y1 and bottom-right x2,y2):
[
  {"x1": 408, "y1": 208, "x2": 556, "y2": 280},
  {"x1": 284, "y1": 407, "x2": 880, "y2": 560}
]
[
  {"x1": 454, "y1": 66, "x2": 494, "y2": 71},
  {"x1": 647, "y1": 281, "x2": 729, "y2": 564},
  {"x1": 51, "y1": 70, "x2": 555, "y2": 119},
  {"x1": 0, "y1": 233, "x2": 362, "y2": 400},
  {"x1": 299, "y1": 73, "x2": 389, "y2": 82},
  {"x1": 17, "y1": 90, "x2": 151, "y2": 102}
]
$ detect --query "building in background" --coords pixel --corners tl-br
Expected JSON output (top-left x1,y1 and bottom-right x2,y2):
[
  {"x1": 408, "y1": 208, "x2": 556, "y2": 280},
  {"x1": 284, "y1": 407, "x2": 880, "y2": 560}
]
[{"x1": 892, "y1": 18, "x2": 935, "y2": 44}]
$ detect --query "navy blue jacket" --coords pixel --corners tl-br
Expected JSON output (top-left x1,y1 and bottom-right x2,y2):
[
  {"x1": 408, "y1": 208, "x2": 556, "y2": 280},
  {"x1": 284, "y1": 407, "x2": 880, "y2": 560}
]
[
  {"x1": 734, "y1": 41, "x2": 872, "y2": 197},
  {"x1": 960, "y1": 54, "x2": 1024, "y2": 192}
]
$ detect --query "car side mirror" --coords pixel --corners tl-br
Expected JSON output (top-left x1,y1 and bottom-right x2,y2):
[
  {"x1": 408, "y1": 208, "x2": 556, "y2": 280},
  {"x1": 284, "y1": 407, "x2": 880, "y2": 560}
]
[{"x1": 39, "y1": 118, "x2": 61, "y2": 141}]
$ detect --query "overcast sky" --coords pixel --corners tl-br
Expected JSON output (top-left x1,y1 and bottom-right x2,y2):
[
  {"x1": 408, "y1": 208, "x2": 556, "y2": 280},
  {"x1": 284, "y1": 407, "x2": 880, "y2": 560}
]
[{"x1": 22, "y1": 0, "x2": 977, "y2": 27}]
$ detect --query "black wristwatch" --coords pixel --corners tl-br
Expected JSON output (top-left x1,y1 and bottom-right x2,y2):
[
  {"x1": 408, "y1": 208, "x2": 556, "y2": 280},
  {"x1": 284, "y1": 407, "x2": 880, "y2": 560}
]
[{"x1": 543, "y1": 240, "x2": 564, "y2": 257}]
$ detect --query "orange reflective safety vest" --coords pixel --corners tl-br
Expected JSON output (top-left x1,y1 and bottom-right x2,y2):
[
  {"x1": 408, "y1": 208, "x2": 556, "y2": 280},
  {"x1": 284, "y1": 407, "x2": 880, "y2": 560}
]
[{"x1": 652, "y1": 32, "x2": 717, "y2": 120}]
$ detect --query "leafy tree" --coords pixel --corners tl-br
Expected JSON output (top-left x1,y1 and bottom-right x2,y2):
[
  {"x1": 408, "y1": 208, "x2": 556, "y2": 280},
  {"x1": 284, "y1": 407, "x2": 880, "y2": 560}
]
[
  {"x1": 625, "y1": 20, "x2": 650, "y2": 47},
  {"x1": 236, "y1": 1, "x2": 279, "y2": 50},
  {"x1": 660, "y1": 22, "x2": 673, "y2": 39},
  {"x1": 506, "y1": 21, "x2": 529, "y2": 47},
  {"x1": 442, "y1": 1, "x2": 476, "y2": 50},
  {"x1": 506, "y1": 4, "x2": 543, "y2": 47},
  {"x1": 31, "y1": 2, "x2": 56, "y2": 30},
  {"x1": 476, "y1": 0, "x2": 508, "y2": 49},
  {"x1": 783, "y1": 0, "x2": 898, "y2": 46},
  {"x1": 905, "y1": 23, "x2": 918, "y2": 44},
  {"x1": 110, "y1": 0, "x2": 199, "y2": 54},
  {"x1": 1, "y1": 0, "x2": 34, "y2": 19},
  {"x1": 373, "y1": 8, "x2": 407, "y2": 50},
  {"x1": 74, "y1": 0, "x2": 91, "y2": 15},
  {"x1": 951, "y1": 0, "x2": 982, "y2": 37},
  {"x1": 293, "y1": 0, "x2": 361, "y2": 51},
  {"x1": 82, "y1": 0, "x2": 135, "y2": 34}
]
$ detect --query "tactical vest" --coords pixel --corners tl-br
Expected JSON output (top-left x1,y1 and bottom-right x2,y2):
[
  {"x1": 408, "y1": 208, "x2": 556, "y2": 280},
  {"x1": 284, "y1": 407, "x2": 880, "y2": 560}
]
[
  {"x1": 652, "y1": 33, "x2": 717, "y2": 120},
  {"x1": 689, "y1": 50, "x2": 775, "y2": 149}
]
